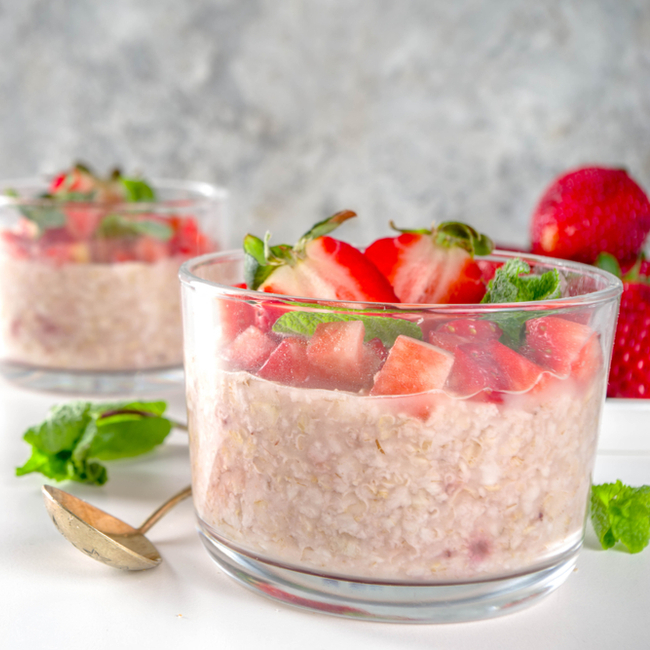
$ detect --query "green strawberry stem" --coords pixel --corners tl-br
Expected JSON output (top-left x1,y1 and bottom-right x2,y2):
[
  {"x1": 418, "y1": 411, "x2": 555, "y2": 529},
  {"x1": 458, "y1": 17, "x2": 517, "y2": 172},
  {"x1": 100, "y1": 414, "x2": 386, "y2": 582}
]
[{"x1": 389, "y1": 220, "x2": 494, "y2": 257}]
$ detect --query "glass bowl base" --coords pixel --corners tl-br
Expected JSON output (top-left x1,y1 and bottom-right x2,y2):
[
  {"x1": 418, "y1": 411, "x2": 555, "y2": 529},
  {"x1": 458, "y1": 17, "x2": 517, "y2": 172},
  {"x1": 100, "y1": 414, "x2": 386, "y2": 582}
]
[
  {"x1": 0, "y1": 361, "x2": 184, "y2": 396},
  {"x1": 199, "y1": 529, "x2": 580, "y2": 624}
]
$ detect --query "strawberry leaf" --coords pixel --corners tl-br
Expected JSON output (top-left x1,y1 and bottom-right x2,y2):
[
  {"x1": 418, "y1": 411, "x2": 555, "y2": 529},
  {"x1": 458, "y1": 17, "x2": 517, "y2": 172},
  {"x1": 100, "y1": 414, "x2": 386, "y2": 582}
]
[
  {"x1": 436, "y1": 221, "x2": 494, "y2": 256},
  {"x1": 295, "y1": 210, "x2": 357, "y2": 252},
  {"x1": 595, "y1": 252, "x2": 622, "y2": 279},
  {"x1": 272, "y1": 310, "x2": 423, "y2": 348}
]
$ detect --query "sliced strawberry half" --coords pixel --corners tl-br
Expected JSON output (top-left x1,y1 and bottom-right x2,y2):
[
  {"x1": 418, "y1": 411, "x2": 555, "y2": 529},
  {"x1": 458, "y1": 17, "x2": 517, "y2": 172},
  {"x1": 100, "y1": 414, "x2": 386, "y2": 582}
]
[
  {"x1": 370, "y1": 335, "x2": 454, "y2": 396},
  {"x1": 244, "y1": 211, "x2": 398, "y2": 303},
  {"x1": 223, "y1": 325, "x2": 277, "y2": 372},
  {"x1": 525, "y1": 315, "x2": 600, "y2": 379},
  {"x1": 306, "y1": 320, "x2": 376, "y2": 391},
  {"x1": 364, "y1": 221, "x2": 493, "y2": 304}
]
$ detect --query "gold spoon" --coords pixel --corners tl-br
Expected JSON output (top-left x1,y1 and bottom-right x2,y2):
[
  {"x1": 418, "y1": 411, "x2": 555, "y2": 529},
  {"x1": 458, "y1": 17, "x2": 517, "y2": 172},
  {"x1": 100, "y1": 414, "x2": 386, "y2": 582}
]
[{"x1": 42, "y1": 484, "x2": 192, "y2": 571}]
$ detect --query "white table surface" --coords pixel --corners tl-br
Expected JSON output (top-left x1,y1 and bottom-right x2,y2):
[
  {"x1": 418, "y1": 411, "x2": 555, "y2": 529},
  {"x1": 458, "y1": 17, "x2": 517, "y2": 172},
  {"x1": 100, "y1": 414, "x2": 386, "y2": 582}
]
[{"x1": 1, "y1": 381, "x2": 648, "y2": 649}]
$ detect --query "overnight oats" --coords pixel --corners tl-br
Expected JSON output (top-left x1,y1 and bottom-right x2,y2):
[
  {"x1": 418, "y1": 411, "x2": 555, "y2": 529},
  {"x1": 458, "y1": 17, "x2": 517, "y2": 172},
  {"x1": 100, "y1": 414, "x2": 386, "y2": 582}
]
[
  {"x1": 180, "y1": 213, "x2": 621, "y2": 622},
  {"x1": 0, "y1": 164, "x2": 227, "y2": 393}
]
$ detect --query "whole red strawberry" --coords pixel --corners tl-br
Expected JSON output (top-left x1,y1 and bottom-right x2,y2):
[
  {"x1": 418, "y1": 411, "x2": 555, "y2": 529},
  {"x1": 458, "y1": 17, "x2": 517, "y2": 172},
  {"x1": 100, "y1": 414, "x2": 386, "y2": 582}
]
[
  {"x1": 530, "y1": 166, "x2": 650, "y2": 266},
  {"x1": 606, "y1": 258, "x2": 650, "y2": 398}
]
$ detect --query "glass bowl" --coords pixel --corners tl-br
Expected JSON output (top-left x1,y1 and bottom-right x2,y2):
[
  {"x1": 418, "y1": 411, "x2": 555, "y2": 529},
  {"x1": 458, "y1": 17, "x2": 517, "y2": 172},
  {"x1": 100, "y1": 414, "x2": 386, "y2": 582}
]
[
  {"x1": 0, "y1": 178, "x2": 228, "y2": 394},
  {"x1": 179, "y1": 250, "x2": 621, "y2": 623}
]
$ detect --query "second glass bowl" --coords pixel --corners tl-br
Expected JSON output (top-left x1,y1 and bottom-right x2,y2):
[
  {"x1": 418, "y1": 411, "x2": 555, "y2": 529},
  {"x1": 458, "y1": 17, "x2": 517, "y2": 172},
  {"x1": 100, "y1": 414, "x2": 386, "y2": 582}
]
[{"x1": 0, "y1": 178, "x2": 228, "y2": 394}]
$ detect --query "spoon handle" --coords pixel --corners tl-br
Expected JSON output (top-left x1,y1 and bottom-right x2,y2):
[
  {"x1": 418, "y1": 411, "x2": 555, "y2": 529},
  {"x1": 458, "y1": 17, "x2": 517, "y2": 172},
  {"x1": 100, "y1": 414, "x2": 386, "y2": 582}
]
[{"x1": 138, "y1": 485, "x2": 192, "y2": 534}]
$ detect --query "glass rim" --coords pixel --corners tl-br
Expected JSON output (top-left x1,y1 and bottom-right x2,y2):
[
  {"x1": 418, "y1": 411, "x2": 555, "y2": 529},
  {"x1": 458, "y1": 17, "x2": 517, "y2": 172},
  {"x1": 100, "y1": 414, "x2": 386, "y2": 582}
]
[
  {"x1": 179, "y1": 248, "x2": 623, "y2": 312},
  {"x1": 0, "y1": 177, "x2": 228, "y2": 210}
]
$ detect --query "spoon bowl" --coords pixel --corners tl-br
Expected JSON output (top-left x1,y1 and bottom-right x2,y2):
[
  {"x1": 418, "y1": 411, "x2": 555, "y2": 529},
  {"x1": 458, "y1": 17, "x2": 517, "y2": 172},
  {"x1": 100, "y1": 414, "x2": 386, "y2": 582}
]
[{"x1": 42, "y1": 484, "x2": 192, "y2": 571}]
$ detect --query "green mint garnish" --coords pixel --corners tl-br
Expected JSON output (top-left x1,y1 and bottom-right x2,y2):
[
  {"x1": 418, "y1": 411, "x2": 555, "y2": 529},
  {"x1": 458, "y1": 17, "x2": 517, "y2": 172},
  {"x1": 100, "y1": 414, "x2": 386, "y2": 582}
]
[
  {"x1": 120, "y1": 177, "x2": 156, "y2": 202},
  {"x1": 4, "y1": 189, "x2": 67, "y2": 232},
  {"x1": 16, "y1": 401, "x2": 176, "y2": 486},
  {"x1": 272, "y1": 310, "x2": 423, "y2": 348},
  {"x1": 590, "y1": 481, "x2": 650, "y2": 553},
  {"x1": 96, "y1": 214, "x2": 173, "y2": 241},
  {"x1": 481, "y1": 258, "x2": 561, "y2": 304},
  {"x1": 480, "y1": 259, "x2": 562, "y2": 348}
]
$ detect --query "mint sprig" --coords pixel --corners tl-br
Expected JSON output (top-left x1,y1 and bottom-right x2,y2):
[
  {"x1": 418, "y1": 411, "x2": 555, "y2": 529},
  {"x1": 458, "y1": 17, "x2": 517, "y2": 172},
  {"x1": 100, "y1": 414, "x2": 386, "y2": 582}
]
[
  {"x1": 272, "y1": 310, "x2": 422, "y2": 347},
  {"x1": 481, "y1": 259, "x2": 562, "y2": 347},
  {"x1": 120, "y1": 177, "x2": 156, "y2": 202},
  {"x1": 16, "y1": 401, "x2": 179, "y2": 486},
  {"x1": 481, "y1": 258, "x2": 561, "y2": 304},
  {"x1": 96, "y1": 214, "x2": 173, "y2": 241},
  {"x1": 591, "y1": 481, "x2": 650, "y2": 553}
]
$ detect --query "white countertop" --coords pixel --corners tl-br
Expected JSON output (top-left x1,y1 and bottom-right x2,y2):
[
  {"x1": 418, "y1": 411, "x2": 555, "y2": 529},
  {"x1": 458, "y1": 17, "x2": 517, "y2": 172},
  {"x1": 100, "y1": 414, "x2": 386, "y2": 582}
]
[{"x1": 1, "y1": 382, "x2": 648, "y2": 649}]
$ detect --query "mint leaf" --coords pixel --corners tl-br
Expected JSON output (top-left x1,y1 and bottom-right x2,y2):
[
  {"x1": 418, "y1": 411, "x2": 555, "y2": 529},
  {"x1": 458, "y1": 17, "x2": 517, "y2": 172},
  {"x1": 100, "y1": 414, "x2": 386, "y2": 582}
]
[
  {"x1": 16, "y1": 400, "x2": 173, "y2": 486},
  {"x1": 273, "y1": 310, "x2": 423, "y2": 347},
  {"x1": 480, "y1": 259, "x2": 562, "y2": 348},
  {"x1": 120, "y1": 177, "x2": 156, "y2": 202},
  {"x1": 4, "y1": 189, "x2": 68, "y2": 232},
  {"x1": 97, "y1": 214, "x2": 173, "y2": 241},
  {"x1": 590, "y1": 481, "x2": 650, "y2": 553},
  {"x1": 482, "y1": 259, "x2": 562, "y2": 304}
]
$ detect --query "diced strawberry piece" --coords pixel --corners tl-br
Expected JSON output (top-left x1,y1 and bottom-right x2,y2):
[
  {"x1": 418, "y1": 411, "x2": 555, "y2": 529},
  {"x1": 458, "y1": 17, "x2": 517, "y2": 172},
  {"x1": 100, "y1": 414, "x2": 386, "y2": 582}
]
[
  {"x1": 306, "y1": 320, "x2": 372, "y2": 391},
  {"x1": 428, "y1": 318, "x2": 502, "y2": 353},
  {"x1": 218, "y1": 293, "x2": 257, "y2": 345},
  {"x1": 224, "y1": 325, "x2": 277, "y2": 372},
  {"x1": 65, "y1": 206, "x2": 103, "y2": 239},
  {"x1": 169, "y1": 216, "x2": 214, "y2": 256},
  {"x1": 257, "y1": 337, "x2": 310, "y2": 386},
  {"x1": 525, "y1": 316, "x2": 599, "y2": 378},
  {"x1": 134, "y1": 235, "x2": 170, "y2": 262},
  {"x1": 370, "y1": 335, "x2": 454, "y2": 396},
  {"x1": 447, "y1": 340, "x2": 545, "y2": 397}
]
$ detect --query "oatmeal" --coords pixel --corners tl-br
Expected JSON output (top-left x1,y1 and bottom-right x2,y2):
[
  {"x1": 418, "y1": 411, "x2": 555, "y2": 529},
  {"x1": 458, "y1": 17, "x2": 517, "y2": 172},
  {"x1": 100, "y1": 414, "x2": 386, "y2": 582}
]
[
  {"x1": 187, "y1": 367, "x2": 603, "y2": 581},
  {"x1": 0, "y1": 254, "x2": 184, "y2": 370}
]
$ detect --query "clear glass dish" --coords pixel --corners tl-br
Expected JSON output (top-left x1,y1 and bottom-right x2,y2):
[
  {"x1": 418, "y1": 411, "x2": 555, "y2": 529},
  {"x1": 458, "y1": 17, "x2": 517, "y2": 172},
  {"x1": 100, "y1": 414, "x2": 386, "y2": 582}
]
[
  {"x1": 179, "y1": 250, "x2": 621, "y2": 623},
  {"x1": 0, "y1": 178, "x2": 228, "y2": 394}
]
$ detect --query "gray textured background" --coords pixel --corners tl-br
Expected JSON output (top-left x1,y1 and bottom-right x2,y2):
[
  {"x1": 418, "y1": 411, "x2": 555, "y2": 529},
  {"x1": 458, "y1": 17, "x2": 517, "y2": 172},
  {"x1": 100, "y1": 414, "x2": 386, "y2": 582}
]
[{"x1": 2, "y1": 0, "x2": 650, "y2": 249}]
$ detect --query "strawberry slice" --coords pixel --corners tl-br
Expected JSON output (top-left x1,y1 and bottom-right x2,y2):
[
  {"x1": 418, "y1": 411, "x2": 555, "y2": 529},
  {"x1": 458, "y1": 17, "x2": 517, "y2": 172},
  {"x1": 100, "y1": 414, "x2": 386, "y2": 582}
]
[
  {"x1": 370, "y1": 335, "x2": 454, "y2": 396},
  {"x1": 447, "y1": 340, "x2": 545, "y2": 397},
  {"x1": 525, "y1": 316, "x2": 600, "y2": 378},
  {"x1": 244, "y1": 211, "x2": 398, "y2": 302},
  {"x1": 306, "y1": 320, "x2": 376, "y2": 391},
  {"x1": 258, "y1": 337, "x2": 310, "y2": 386},
  {"x1": 224, "y1": 325, "x2": 277, "y2": 372},
  {"x1": 364, "y1": 222, "x2": 493, "y2": 304}
]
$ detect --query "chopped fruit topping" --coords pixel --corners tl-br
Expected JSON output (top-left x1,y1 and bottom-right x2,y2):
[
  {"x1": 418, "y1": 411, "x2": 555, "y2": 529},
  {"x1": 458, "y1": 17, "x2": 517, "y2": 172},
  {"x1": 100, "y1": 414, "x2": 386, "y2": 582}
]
[
  {"x1": 218, "y1": 289, "x2": 258, "y2": 345},
  {"x1": 224, "y1": 326, "x2": 277, "y2": 372},
  {"x1": 306, "y1": 320, "x2": 373, "y2": 391},
  {"x1": 370, "y1": 335, "x2": 454, "y2": 396},
  {"x1": 258, "y1": 337, "x2": 310, "y2": 386},
  {"x1": 446, "y1": 340, "x2": 545, "y2": 396},
  {"x1": 530, "y1": 166, "x2": 650, "y2": 266},
  {"x1": 429, "y1": 318, "x2": 502, "y2": 352},
  {"x1": 525, "y1": 316, "x2": 599, "y2": 378},
  {"x1": 244, "y1": 211, "x2": 398, "y2": 302},
  {"x1": 364, "y1": 221, "x2": 493, "y2": 304}
]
